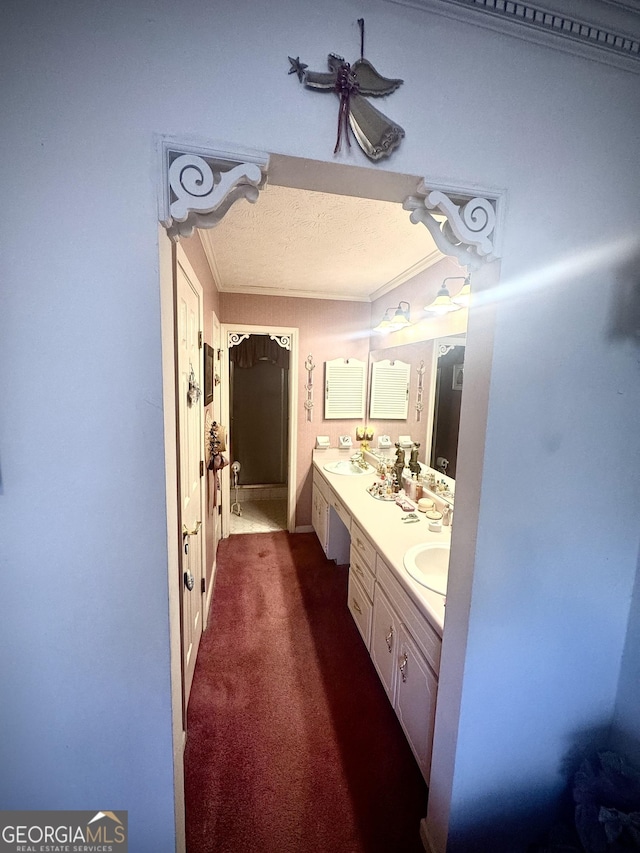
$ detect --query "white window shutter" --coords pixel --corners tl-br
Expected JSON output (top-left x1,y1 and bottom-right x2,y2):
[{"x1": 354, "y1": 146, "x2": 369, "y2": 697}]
[
  {"x1": 369, "y1": 359, "x2": 410, "y2": 419},
  {"x1": 324, "y1": 358, "x2": 366, "y2": 419}
]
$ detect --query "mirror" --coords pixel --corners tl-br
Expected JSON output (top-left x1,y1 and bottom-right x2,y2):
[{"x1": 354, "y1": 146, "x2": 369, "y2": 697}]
[
  {"x1": 368, "y1": 330, "x2": 467, "y2": 480},
  {"x1": 430, "y1": 335, "x2": 466, "y2": 478}
]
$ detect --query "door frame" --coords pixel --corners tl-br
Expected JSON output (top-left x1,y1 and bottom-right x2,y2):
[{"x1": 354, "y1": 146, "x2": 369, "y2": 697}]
[
  {"x1": 220, "y1": 323, "x2": 299, "y2": 537},
  {"x1": 158, "y1": 227, "x2": 187, "y2": 853},
  {"x1": 157, "y1": 139, "x2": 505, "y2": 853}
]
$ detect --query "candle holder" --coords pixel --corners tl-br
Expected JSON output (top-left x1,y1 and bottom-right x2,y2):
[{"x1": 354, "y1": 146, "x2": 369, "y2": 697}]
[{"x1": 356, "y1": 425, "x2": 374, "y2": 451}]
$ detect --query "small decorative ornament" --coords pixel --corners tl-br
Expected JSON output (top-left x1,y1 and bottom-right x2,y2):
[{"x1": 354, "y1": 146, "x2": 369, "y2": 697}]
[
  {"x1": 187, "y1": 362, "x2": 201, "y2": 406},
  {"x1": 288, "y1": 19, "x2": 404, "y2": 161},
  {"x1": 416, "y1": 360, "x2": 426, "y2": 421},
  {"x1": 304, "y1": 354, "x2": 315, "y2": 422}
]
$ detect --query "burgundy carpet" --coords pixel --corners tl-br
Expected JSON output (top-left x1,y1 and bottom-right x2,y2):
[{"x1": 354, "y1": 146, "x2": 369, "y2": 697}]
[{"x1": 184, "y1": 531, "x2": 428, "y2": 852}]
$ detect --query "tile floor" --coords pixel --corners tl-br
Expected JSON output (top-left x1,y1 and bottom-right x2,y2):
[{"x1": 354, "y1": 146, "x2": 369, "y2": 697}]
[{"x1": 229, "y1": 499, "x2": 288, "y2": 534}]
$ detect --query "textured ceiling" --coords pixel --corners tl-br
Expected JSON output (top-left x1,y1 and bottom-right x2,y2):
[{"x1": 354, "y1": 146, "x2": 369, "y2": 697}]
[{"x1": 200, "y1": 183, "x2": 443, "y2": 302}]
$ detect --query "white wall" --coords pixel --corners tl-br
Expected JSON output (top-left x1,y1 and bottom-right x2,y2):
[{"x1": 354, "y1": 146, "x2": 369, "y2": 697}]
[
  {"x1": 611, "y1": 553, "x2": 640, "y2": 769},
  {"x1": 1, "y1": 1, "x2": 639, "y2": 849}
]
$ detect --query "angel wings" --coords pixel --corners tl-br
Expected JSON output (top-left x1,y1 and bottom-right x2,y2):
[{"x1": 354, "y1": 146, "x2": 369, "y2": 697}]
[{"x1": 288, "y1": 52, "x2": 405, "y2": 161}]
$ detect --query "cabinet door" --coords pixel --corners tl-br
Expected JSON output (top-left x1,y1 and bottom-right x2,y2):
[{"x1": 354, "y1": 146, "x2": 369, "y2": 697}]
[
  {"x1": 395, "y1": 625, "x2": 438, "y2": 782},
  {"x1": 370, "y1": 585, "x2": 398, "y2": 703}
]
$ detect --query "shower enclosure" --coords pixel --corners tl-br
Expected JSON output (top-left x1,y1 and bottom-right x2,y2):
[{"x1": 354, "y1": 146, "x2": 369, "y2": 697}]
[{"x1": 229, "y1": 334, "x2": 289, "y2": 501}]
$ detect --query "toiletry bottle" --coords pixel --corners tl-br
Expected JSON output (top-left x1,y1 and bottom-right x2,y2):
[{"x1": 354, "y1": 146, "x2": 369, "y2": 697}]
[
  {"x1": 442, "y1": 505, "x2": 451, "y2": 526},
  {"x1": 409, "y1": 475, "x2": 417, "y2": 501}
]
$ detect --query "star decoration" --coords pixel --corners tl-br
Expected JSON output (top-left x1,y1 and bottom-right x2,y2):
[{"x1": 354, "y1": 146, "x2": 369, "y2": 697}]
[{"x1": 288, "y1": 56, "x2": 308, "y2": 83}]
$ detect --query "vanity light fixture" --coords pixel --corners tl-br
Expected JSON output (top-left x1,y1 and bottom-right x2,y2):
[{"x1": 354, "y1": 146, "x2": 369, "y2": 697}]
[
  {"x1": 452, "y1": 274, "x2": 472, "y2": 307},
  {"x1": 373, "y1": 301, "x2": 411, "y2": 333},
  {"x1": 424, "y1": 277, "x2": 466, "y2": 315}
]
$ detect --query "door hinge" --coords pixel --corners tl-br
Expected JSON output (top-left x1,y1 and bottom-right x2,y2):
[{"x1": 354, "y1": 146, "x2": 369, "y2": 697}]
[
  {"x1": 198, "y1": 331, "x2": 203, "y2": 349},
  {"x1": 201, "y1": 577, "x2": 206, "y2": 595},
  {"x1": 200, "y1": 460, "x2": 204, "y2": 478},
  {"x1": 217, "y1": 348, "x2": 222, "y2": 360}
]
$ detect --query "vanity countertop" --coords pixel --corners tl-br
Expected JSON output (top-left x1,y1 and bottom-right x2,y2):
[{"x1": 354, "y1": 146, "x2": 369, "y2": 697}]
[{"x1": 313, "y1": 449, "x2": 448, "y2": 635}]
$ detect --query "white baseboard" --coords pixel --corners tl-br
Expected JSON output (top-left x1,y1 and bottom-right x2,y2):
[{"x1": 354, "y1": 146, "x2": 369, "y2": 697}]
[
  {"x1": 294, "y1": 525, "x2": 314, "y2": 533},
  {"x1": 203, "y1": 557, "x2": 216, "y2": 629}
]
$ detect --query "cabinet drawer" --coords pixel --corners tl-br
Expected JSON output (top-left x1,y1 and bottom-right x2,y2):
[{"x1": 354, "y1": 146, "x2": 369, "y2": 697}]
[
  {"x1": 329, "y1": 493, "x2": 351, "y2": 530},
  {"x1": 347, "y1": 571, "x2": 372, "y2": 649},
  {"x1": 376, "y1": 555, "x2": 442, "y2": 676},
  {"x1": 349, "y1": 545, "x2": 375, "y2": 600},
  {"x1": 351, "y1": 521, "x2": 376, "y2": 572},
  {"x1": 312, "y1": 471, "x2": 330, "y2": 503}
]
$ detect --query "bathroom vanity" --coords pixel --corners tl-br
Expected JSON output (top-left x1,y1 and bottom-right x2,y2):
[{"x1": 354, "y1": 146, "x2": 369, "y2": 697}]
[{"x1": 312, "y1": 449, "x2": 450, "y2": 781}]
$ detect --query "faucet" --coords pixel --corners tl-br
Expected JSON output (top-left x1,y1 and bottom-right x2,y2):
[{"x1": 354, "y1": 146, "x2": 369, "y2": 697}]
[{"x1": 350, "y1": 450, "x2": 370, "y2": 470}]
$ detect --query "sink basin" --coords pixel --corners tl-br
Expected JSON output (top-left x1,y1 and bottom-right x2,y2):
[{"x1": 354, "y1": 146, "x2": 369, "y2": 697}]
[
  {"x1": 323, "y1": 460, "x2": 375, "y2": 476},
  {"x1": 403, "y1": 542, "x2": 450, "y2": 594}
]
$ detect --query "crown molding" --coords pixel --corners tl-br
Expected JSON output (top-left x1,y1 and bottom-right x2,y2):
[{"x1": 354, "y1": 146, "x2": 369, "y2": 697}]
[
  {"x1": 384, "y1": 0, "x2": 640, "y2": 73},
  {"x1": 369, "y1": 249, "x2": 443, "y2": 302},
  {"x1": 216, "y1": 283, "x2": 372, "y2": 302}
]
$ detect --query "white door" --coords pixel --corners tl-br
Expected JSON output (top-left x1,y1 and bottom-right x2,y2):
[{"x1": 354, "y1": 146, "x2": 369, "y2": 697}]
[{"x1": 176, "y1": 246, "x2": 205, "y2": 711}]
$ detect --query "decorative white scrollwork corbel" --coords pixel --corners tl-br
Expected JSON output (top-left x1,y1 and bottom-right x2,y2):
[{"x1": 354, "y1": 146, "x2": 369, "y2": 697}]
[
  {"x1": 228, "y1": 332, "x2": 251, "y2": 348},
  {"x1": 158, "y1": 137, "x2": 269, "y2": 241},
  {"x1": 167, "y1": 156, "x2": 262, "y2": 240},
  {"x1": 403, "y1": 181, "x2": 500, "y2": 270},
  {"x1": 269, "y1": 334, "x2": 291, "y2": 351}
]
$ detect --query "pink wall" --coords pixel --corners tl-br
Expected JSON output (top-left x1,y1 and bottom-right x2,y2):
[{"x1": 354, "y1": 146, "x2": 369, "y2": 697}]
[{"x1": 220, "y1": 292, "x2": 372, "y2": 527}]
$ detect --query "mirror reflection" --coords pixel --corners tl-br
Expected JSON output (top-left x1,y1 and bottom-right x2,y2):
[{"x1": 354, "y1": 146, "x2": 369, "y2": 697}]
[
  {"x1": 429, "y1": 335, "x2": 465, "y2": 478},
  {"x1": 368, "y1": 327, "x2": 467, "y2": 481}
]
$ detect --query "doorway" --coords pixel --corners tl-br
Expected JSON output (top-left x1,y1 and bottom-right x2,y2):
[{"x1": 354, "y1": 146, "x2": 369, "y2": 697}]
[
  {"x1": 229, "y1": 333, "x2": 289, "y2": 534},
  {"x1": 158, "y1": 145, "x2": 502, "y2": 853},
  {"x1": 220, "y1": 324, "x2": 299, "y2": 539}
]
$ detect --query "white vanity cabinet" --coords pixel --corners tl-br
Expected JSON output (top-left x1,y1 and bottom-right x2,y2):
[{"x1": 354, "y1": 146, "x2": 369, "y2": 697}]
[
  {"x1": 372, "y1": 555, "x2": 441, "y2": 782},
  {"x1": 312, "y1": 456, "x2": 444, "y2": 784}
]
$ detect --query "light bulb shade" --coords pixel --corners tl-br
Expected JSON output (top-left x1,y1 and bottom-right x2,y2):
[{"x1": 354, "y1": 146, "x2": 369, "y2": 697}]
[
  {"x1": 452, "y1": 278, "x2": 472, "y2": 307},
  {"x1": 373, "y1": 302, "x2": 411, "y2": 333},
  {"x1": 373, "y1": 309, "x2": 394, "y2": 333},
  {"x1": 424, "y1": 285, "x2": 461, "y2": 315},
  {"x1": 391, "y1": 305, "x2": 411, "y2": 329}
]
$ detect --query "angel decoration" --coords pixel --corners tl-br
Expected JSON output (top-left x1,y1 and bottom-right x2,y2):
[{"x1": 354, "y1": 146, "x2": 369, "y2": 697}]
[{"x1": 288, "y1": 19, "x2": 404, "y2": 161}]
